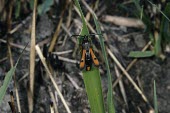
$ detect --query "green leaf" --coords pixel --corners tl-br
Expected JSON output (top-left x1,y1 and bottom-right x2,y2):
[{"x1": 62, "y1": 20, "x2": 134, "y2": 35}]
[
  {"x1": 154, "y1": 80, "x2": 158, "y2": 113},
  {"x1": 74, "y1": 0, "x2": 89, "y2": 35},
  {"x1": 154, "y1": 32, "x2": 162, "y2": 57},
  {"x1": 38, "y1": 0, "x2": 54, "y2": 15},
  {"x1": 128, "y1": 51, "x2": 154, "y2": 58},
  {"x1": 92, "y1": 14, "x2": 115, "y2": 113},
  {"x1": 132, "y1": 0, "x2": 141, "y2": 12},
  {"x1": 132, "y1": 0, "x2": 152, "y2": 31},
  {"x1": 0, "y1": 67, "x2": 15, "y2": 105},
  {"x1": 83, "y1": 68, "x2": 105, "y2": 113},
  {"x1": 15, "y1": 0, "x2": 21, "y2": 18},
  {"x1": 29, "y1": 0, "x2": 34, "y2": 10},
  {"x1": 160, "y1": 3, "x2": 170, "y2": 43},
  {"x1": 0, "y1": 43, "x2": 28, "y2": 105}
]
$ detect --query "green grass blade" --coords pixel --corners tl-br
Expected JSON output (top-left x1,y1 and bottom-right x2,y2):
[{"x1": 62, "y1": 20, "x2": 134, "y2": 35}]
[
  {"x1": 73, "y1": 0, "x2": 105, "y2": 113},
  {"x1": 0, "y1": 67, "x2": 16, "y2": 105},
  {"x1": 160, "y1": 3, "x2": 170, "y2": 43},
  {"x1": 154, "y1": 80, "x2": 158, "y2": 113},
  {"x1": 0, "y1": 43, "x2": 28, "y2": 105},
  {"x1": 74, "y1": 0, "x2": 89, "y2": 35},
  {"x1": 92, "y1": 14, "x2": 115, "y2": 113},
  {"x1": 154, "y1": 32, "x2": 162, "y2": 57},
  {"x1": 15, "y1": 0, "x2": 21, "y2": 18},
  {"x1": 83, "y1": 68, "x2": 105, "y2": 113},
  {"x1": 132, "y1": 0, "x2": 152, "y2": 31},
  {"x1": 128, "y1": 51, "x2": 154, "y2": 58},
  {"x1": 132, "y1": 0, "x2": 141, "y2": 12}
]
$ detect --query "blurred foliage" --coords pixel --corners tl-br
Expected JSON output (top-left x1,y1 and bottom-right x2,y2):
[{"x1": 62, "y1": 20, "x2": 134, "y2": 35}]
[
  {"x1": 15, "y1": 0, "x2": 21, "y2": 18},
  {"x1": 154, "y1": 80, "x2": 158, "y2": 113},
  {"x1": 128, "y1": 51, "x2": 154, "y2": 58},
  {"x1": 0, "y1": 44, "x2": 27, "y2": 106},
  {"x1": 129, "y1": 1, "x2": 170, "y2": 58},
  {"x1": 93, "y1": 14, "x2": 115, "y2": 113},
  {"x1": 160, "y1": 3, "x2": 170, "y2": 43},
  {"x1": 29, "y1": 0, "x2": 54, "y2": 15},
  {"x1": 37, "y1": 0, "x2": 54, "y2": 15}
]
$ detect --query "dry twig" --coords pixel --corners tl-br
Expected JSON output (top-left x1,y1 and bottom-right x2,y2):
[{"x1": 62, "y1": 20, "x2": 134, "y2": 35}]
[
  {"x1": 114, "y1": 65, "x2": 128, "y2": 107},
  {"x1": 35, "y1": 45, "x2": 71, "y2": 113},
  {"x1": 6, "y1": 0, "x2": 21, "y2": 112},
  {"x1": 107, "y1": 47, "x2": 149, "y2": 104},
  {"x1": 48, "y1": 0, "x2": 69, "y2": 52},
  {"x1": 48, "y1": 86, "x2": 59, "y2": 113},
  {"x1": 29, "y1": 0, "x2": 37, "y2": 112},
  {"x1": 101, "y1": 15, "x2": 145, "y2": 29},
  {"x1": 8, "y1": 91, "x2": 16, "y2": 113},
  {"x1": 112, "y1": 41, "x2": 152, "y2": 88}
]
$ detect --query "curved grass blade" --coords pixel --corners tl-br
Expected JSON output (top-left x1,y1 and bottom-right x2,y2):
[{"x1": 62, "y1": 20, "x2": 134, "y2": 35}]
[
  {"x1": 74, "y1": 0, "x2": 89, "y2": 35},
  {"x1": 160, "y1": 3, "x2": 170, "y2": 43},
  {"x1": 0, "y1": 43, "x2": 28, "y2": 105},
  {"x1": 128, "y1": 51, "x2": 154, "y2": 58},
  {"x1": 73, "y1": 0, "x2": 105, "y2": 113},
  {"x1": 92, "y1": 14, "x2": 115, "y2": 113},
  {"x1": 0, "y1": 68, "x2": 16, "y2": 105},
  {"x1": 132, "y1": 0, "x2": 152, "y2": 31},
  {"x1": 154, "y1": 80, "x2": 158, "y2": 113}
]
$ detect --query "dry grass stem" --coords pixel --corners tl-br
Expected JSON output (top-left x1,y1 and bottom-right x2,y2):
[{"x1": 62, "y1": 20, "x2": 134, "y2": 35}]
[
  {"x1": 50, "y1": 102, "x2": 55, "y2": 113},
  {"x1": 61, "y1": 24, "x2": 77, "y2": 44},
  {"x1": 81, "y1": 0, "x2": 96, "y2": 18},
  {"x1": 0, "y1": 57, "x2": 8, "y2": 63},
  {"x1": 66, "y1": 3, "x2": 72, "y2": 28},
  {"x1": 107, "y1": 47, "x2": 149, "y2": 104},
  {"x1": 58, "y1": 56, "x2": 79, "y2": 64},
  {"x1": 35, "y1": 45, "x2": 71, "y2": 113},
  {"x1": 9, "y1": 16, "x2": 31, "y2": 34},
  {"x1": 73, "y1": 6, "x2": 96, "y2": 33},
  {"x1": 61, "y1": 24, "x2": 72, "y2": 37},
  {"x1": 29, "y1": 0, "x2": 37, "y2": 112},
  {"x1": 7, "y1": 44, "x2": 21, "y2": 113},
  {"x1": 112, "y1": 41, "x2": 152, "y2": 88},
  {"x1": 48, "y1": 86, "x2": 59, "y2": 113},
  {"x1": 102, "y1": 15, "x2": 145, "y2": 29},
  {"x1": 52, "y1": 50, "x2": 73, "y2": 55},
  {"x1": 48, "y1": 1, "x2": 69, "y2": 52},
  {"x1": 61, "y1": 24, "x2": 73, "y2": 47},
  {"x1": 8, "y1": 91, "x2": 16, "y2": 113},
  {"x1": 65, "y1": 73, "x2": 81, "y2": 90},
  {"x1": 48, "y1": 17, "x2": 63, "y2": 52},
  {"x1": 18, "y1": 72, "x2": 29, "y2": 83},
  {"x1": 114, "y1": 65, "x2": 128, "y2": 107},
  {"x1": 0, "y1": 39, "x2": 30, "y2": 51},
  {"x1": 6, "y1": 0, "x2": 21, "y2": 111},
  {"x1": 137, "y1": 106, "x2": 143, "y2": 113}
]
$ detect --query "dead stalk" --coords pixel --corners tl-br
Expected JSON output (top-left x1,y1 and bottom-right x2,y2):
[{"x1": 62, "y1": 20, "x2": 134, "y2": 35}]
[
  {"x1": 6, "y1": 0, "x2": 21, "y2": 112},
  {"x1": 107, "y1": 47, "x2": 149, "y2": 104},
  {"x1": 29, "y1": 0, "x2": 37, "y2": 112},
  {"x1": 35, "y1": 45, "x2": 71, "y2": 113}
]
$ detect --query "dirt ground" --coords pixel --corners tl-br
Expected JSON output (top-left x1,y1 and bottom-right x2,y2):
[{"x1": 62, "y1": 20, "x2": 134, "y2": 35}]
[{"x1": 0, "y1": 1, "x2": 170, "y2": 113}]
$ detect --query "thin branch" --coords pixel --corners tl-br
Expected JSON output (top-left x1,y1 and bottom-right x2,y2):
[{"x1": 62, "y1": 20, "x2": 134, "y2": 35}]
[
  {"x1": 35, "y1": 45, "x2": 72, "y2": 113},
  {"x1": 107, "y1": 47, "x2": 149, "y2": 104},
  {"x1": 29, "y1": 0, "x2": 37, "y2": 112}
]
